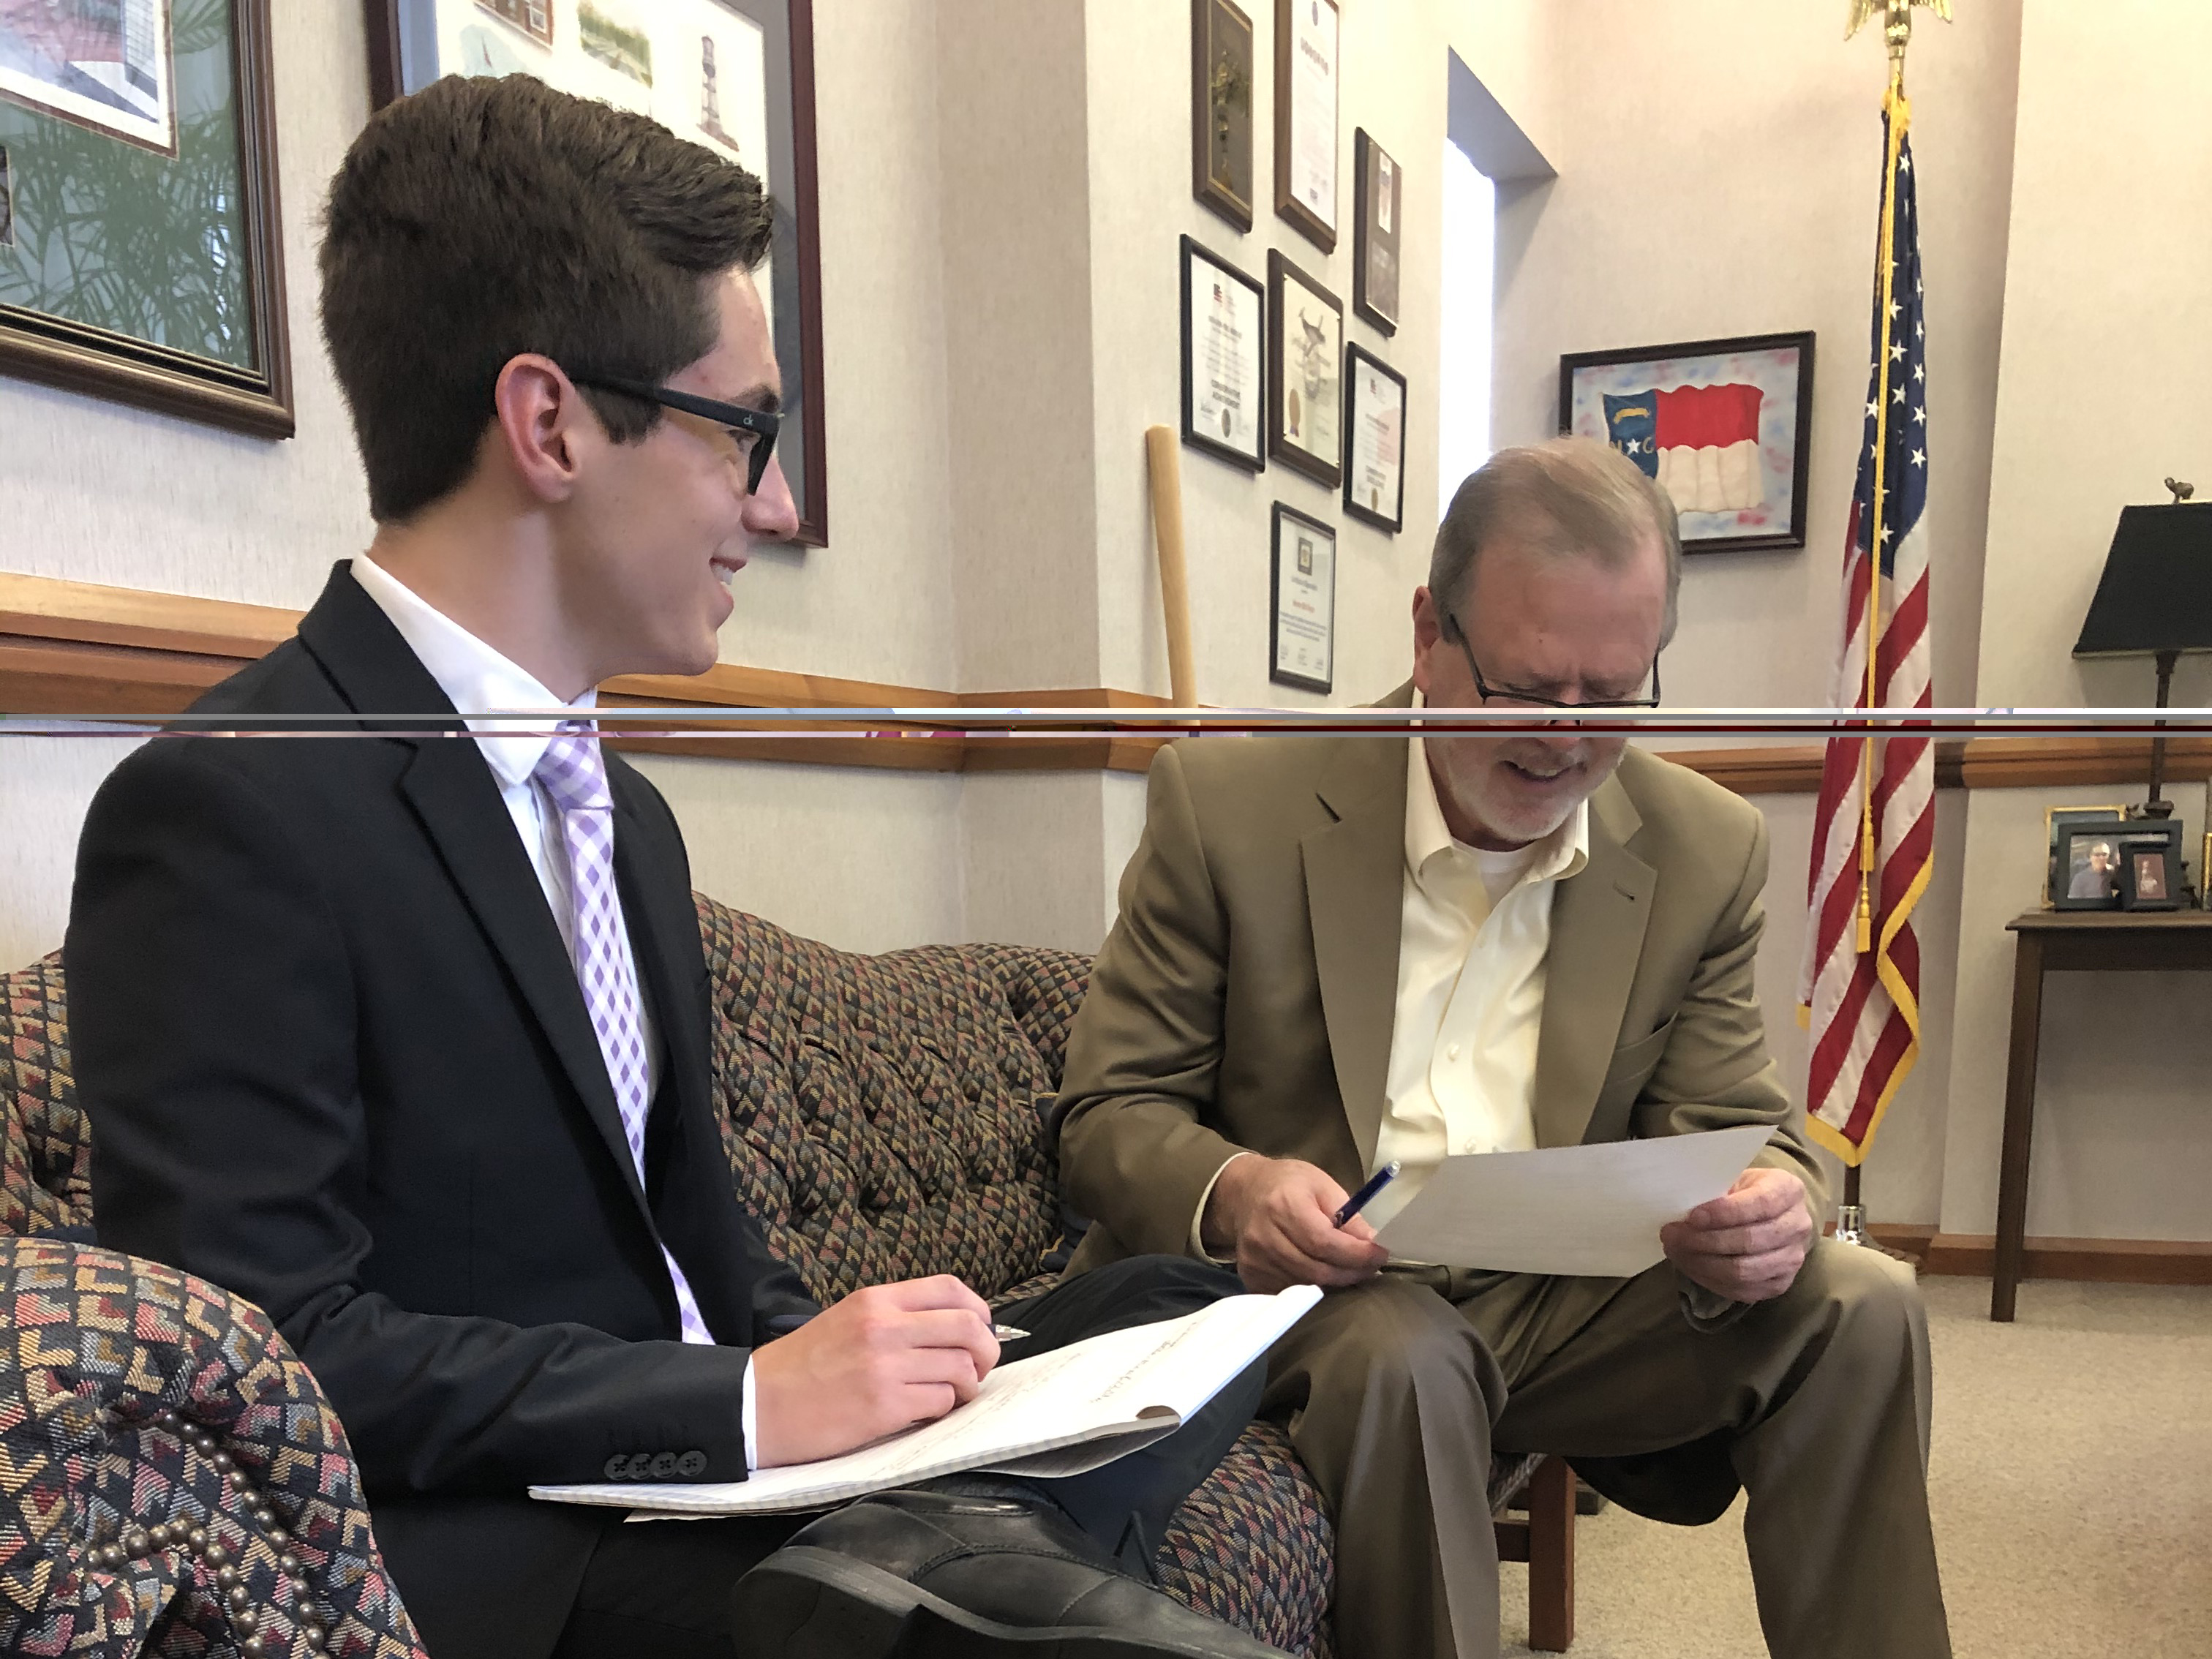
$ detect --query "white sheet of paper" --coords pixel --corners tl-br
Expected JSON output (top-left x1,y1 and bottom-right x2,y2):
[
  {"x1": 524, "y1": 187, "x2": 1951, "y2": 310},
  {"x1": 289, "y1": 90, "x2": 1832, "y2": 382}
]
[
  {"x1": 530, "y1": 1285, "x2": 1322, "y2": 1519},
  {"x1": 1372, "y1": 1126, "x2": 1775, "y2": 1277}
]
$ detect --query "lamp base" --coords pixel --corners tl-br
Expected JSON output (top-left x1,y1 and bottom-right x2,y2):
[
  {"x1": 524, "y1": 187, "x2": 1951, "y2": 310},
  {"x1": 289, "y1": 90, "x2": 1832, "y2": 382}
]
[{"x1": 2133, "y1": 800, "x2": 2176, "y2": 821}]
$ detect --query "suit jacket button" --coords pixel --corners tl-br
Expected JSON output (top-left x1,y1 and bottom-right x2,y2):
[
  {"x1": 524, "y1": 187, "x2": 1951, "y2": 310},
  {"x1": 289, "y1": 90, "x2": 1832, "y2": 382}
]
[
  {"x1": 648, "y1": 1451, "x2": 678, "y2": 1479},
  {"x1": 677, "y1": 1450, "x2": 707, "y2": 1478},
  {"x1": 603, "y1": 1454, "x2": 632, "y2": 1481}
]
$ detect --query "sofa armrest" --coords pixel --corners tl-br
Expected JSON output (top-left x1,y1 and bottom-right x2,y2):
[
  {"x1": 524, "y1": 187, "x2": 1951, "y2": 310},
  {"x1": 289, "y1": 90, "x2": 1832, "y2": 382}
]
[{"x1": 0, "y1": 1235, "x2": 424, "y2": 1659}]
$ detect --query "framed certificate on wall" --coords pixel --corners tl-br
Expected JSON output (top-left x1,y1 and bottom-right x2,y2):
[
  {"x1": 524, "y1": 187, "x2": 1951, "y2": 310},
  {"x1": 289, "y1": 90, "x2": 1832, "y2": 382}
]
[
  {"x1": 1351, "y1": 128, "x2": 1400, "y2": 335},
  {"x1": 1181, "y1": 234, "x2": 1265, "y2": 471},
  {"x1": 366, "y1": 0, "x2": 832, "y2": 546},
  {"x1": 1272, "y1": 0, "x2": 1337, "y2": 251},
  {"x1": 1268, "y1": 248, "x2": 1342, "y2": 488},
  {"x1": 1342, "y1": 344, "x2": 1405, "y2": 533},
  {"x1": 1271, "y1": 503, "x2": 1336, "y2": 693}
]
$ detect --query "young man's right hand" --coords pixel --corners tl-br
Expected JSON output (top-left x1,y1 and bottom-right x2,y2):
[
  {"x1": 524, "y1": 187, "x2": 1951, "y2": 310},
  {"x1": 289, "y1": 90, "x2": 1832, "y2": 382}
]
[
  {"x1": 749, "y1": 1276, "x2": 1001, "y2": 1468},
  {"x1": 1202, "y1": 1155, "x2": 1391, "y2": 1293}
]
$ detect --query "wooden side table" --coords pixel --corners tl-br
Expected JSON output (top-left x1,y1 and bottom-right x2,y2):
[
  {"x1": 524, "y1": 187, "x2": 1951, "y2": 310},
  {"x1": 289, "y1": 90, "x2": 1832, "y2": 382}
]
[{"x1": 1995, "y1": 910, "x2": 2212, "y2": 1320}]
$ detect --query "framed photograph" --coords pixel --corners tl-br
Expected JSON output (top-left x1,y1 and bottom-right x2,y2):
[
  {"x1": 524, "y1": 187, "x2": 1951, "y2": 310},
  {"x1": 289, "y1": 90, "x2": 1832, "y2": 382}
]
[
  {"x1": 1267, "y1": 247, "x2": 1340, "y2": 488},
  {"x1": 0, "y1": 0, "x2": 292, "y2": 437},
  {"x1": 2042, "y1": 805, "x2": 2127, "y2": 906},
  {"x1": 1179, "y1": 235, "x2": 1263, "y2": 472},
  {"x1": 2049, "y1": 816, "x2": 2132, "y2": 911},
  {"x1": 1351, "y1": 128, "x2": 1399, "y2": 334},
  {"x1": 1272, "y1": 0, "x2": 1337, "y2": 252},
  {"x1": 367, "y1": 0, "x2": 832, "y2": 546},
  {"x1": 1270, "y1": 501, "x2": 1335, "y2": 693},
  {"x1": 1342, "y1": 343, "x2": 1404, "y2": 533},
  {"x1": 1558, "y1": 331, "x2": 1816, "y2": 553},
  {"x1": 2121, "y1": 838, "x2": 2183, "y2": 911},
  {"x1": 1190, "y1": 0, "x2": 1253, "y2": 232}
]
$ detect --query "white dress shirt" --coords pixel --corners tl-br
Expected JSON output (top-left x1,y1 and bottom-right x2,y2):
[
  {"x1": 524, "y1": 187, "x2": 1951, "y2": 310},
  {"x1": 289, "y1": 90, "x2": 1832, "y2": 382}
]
[{"x1": 348, "y1": 556, "x2": 759, "y2": 1463}]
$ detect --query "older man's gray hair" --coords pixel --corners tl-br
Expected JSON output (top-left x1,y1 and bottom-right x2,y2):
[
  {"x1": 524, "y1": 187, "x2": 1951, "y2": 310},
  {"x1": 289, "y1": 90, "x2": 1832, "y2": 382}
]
[{"x1": 1432, "y1": 437, "x2": 1683, "y2": 647}]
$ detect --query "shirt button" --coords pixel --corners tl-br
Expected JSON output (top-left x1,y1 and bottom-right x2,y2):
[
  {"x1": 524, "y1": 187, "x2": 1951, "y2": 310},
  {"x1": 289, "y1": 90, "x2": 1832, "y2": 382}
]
[
  {"x1": 1447, "y1": 1043, "x2": 1462, "y2": 1061},
  {"x1": 1462, "y1": 1138, "x2": 1478, "y2": 1154}
]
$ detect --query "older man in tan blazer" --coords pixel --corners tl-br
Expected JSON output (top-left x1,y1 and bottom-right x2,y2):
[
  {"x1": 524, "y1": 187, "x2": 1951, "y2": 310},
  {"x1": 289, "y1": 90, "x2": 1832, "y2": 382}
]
[{"x1": 1058, "y1": 439, "x2": 1947, "y2": 1659}]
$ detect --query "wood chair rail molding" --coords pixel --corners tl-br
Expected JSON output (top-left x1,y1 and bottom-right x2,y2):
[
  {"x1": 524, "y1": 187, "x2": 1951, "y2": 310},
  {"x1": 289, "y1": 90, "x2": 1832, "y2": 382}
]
[{"x1": 7, "y1": 572, "x2": 2207, "y2": 789}]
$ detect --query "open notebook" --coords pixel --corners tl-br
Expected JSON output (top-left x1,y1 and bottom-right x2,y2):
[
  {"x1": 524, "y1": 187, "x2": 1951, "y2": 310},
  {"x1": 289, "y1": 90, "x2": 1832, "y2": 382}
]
[{"x1": 532, "y1": 1284, "x2": 1322, "y2": 1519}]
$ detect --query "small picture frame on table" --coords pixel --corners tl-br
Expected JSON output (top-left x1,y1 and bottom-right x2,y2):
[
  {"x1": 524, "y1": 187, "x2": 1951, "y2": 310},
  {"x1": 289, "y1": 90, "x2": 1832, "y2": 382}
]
[
  {"x1": 1268, "y1": 248, "x2": 1342, "y2": 488},
  {"x1": 1342, "y1": 343, "x2": 1405, "y2": 533},
  {"x1": 1351, "y1": 128, "x2": 1399, "y2": 335},
  {"x1": 2050, "y1": 816, "x2": 2132, "y2": 911},
  {"x1": 1179, "y1": 235, "x2": 1265, "y2": 472},
  {"x1": 1272, "y1": 0, "x2": 1339, "y2": 252},
  {"x1": 2043, "y1": 805, "x2": 2126, "y2": 906},
  {"x1": 2117, "y1": 822, "x2": 2185, "y2": 911},
  {"x1": 1190, "y1": 0, "x2": 1254, "y2": 231},
  {"x1": 1270, "y1": 503, "x2": 1336, "y2": 693}
]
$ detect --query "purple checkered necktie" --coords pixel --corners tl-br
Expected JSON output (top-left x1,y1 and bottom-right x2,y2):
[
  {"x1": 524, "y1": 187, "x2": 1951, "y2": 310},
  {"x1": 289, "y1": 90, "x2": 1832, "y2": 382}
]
[{"x1": 535, "y1": 721, "x2": 712, "y2": 1344}]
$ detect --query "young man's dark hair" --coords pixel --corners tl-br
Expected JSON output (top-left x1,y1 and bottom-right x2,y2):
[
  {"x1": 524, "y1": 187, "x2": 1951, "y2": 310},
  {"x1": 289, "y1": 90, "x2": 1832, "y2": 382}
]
[
  {"x1": 69, "y1": 74, "x2": 1282, "y2": 1659},
  {"x1": 320, "y1": 73, "x2": 772, "y2": 522}
]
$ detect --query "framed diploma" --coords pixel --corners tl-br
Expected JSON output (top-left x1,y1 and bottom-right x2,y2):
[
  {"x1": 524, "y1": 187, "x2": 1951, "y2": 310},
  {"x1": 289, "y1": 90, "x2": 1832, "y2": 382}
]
[
  {"x1": 1352, "y1": 129, "x2": 1400, "y2": 335},
  {"x1": 1267, "y1": 248, "x2": 1342, "y2": 488},
  {"x1": 1270, "y1": 502, "x2": 1336, "y2": 694},
  {"x1": 366, "y1": 0, "x2": 833, "y2": 547},
  {"x1": 1190, "y1": 0, "x2": 1254, "y2": 232},
  {"x1": 1180, "y1": 234, "x2": 1265, "y2": 471},
  {"x1": 1272, "y1": 0, "x2": 1338, "y2": 251},
  {"x1": 1342, "y1": 345, "x2": 1405, "y2": 533}
]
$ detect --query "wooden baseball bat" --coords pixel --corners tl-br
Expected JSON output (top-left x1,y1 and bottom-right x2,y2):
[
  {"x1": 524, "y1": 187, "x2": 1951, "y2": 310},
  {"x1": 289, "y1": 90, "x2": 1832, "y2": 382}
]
[{"x1": 1144, "y1": 425, "x2": 1198, "y2": 709}]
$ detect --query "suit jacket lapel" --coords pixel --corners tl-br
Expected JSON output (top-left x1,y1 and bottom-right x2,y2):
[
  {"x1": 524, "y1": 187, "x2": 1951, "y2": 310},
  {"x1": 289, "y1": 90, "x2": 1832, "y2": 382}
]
[
  {"x1": 296, "y1": 563, "x2": 652, "y2": 1219},
  {"x1": 1532, "y1": 776, "x2": 1655, "y2": 1148},
  {"x1": 1303, "y1": 730, "x2": 1411, "y2": 1173}
]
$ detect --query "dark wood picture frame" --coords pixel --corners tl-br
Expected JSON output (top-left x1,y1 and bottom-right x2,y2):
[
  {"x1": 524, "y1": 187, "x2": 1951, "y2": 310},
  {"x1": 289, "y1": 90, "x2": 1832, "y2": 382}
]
[
  {"x1": 1272, "y1": 0, "x2": 1338, "y2": 252},
  {"x1": 2118, "y1": 823, "x2": 2185, "y2": 911},
  {"x1": 1269, "y1": 500, "x2": 1336, "y2": 695},
  {"x1": 2049, "y1": 816, "x2": 2134, "y2": 911},
  {"x1": 0, "y1": 0, "x2": 293, "y2": 438},
  {"x1": 1342, "y1": 342, "x2": 1405, "y2": 533},
  {"x1": 1180, "y1": 235, "x2": 1265, "y2": 473},
  {"x1": 1556, "y1": 330, "x2": 1816, "y2": 554},
  {"x1": 1190, "y1": 0, "x2": 1254, "y2": 232},
  {"x1": 1267, "y1": 247, "x2": 1341, "y2": 489},
  {"x1": 1351, "y1": 127, "x2": 1399, "y2": 335},
  {"x1": 365, "y1": 0, "x2": 831, "y2": 547}
]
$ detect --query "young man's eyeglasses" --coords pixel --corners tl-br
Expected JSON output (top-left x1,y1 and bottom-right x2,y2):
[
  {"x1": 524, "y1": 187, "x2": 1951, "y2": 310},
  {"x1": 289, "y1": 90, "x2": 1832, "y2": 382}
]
[
  {"x1": 567, "y1": 372, "x2": 781, "y2": 496},
  {"x1": 1442, "y1": 610, "x2": 1662, "y2": 710}
]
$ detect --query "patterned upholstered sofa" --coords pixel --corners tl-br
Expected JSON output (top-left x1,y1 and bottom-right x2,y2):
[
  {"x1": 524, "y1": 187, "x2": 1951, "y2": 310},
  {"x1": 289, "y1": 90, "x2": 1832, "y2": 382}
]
[{"x1": 1, "y1": 896, "x2": 1571, "y2": 1658}]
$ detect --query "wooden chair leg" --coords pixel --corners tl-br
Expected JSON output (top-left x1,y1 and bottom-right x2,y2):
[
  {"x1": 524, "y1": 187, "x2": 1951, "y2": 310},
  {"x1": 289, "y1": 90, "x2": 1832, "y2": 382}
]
[{"x1": 1526, "y1": 1455, "x2": 1577, "y2": 1652}]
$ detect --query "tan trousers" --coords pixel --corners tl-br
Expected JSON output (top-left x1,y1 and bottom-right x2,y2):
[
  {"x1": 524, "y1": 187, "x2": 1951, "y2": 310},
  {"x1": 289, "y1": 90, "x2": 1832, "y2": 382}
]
[{"x1": 1261, "y1": 1240, "x2": 1947, "y2": 1659}]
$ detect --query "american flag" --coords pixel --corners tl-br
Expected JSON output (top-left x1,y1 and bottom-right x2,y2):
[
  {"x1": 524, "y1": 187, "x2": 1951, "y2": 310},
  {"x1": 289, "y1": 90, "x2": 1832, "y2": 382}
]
[{"x1": 1800, "y1": 91, "x2": 1934, "y2": 1167}]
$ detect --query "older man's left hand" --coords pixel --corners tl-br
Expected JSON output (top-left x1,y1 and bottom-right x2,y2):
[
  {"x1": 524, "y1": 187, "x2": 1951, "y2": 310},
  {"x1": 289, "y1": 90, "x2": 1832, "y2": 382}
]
[{"x1": 1660, "y1": 1167, "x2": 1814, "y2": 1304}]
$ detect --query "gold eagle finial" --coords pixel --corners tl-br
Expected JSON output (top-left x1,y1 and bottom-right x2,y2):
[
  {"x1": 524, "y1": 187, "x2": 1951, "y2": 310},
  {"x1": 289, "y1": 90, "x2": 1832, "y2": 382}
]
[{"x1": 1848, "y1": 0, "x2": 1954, "y2": 89}]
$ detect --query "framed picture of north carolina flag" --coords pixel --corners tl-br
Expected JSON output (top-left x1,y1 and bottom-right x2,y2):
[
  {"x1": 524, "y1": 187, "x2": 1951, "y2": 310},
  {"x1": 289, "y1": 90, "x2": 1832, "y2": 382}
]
[{"x1": 1557, "y1": 331, "x2": 1815, "y2": 553}]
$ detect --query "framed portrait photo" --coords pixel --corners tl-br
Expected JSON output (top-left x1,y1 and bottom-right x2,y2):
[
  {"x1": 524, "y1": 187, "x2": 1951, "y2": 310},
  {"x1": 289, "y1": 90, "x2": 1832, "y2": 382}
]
[
  {"x1": 0, "y1": 0, "x2": 293, "y2": 436},
  {"x1": 1190, "y1": 0, "x2": 1253, "y2": 232},
  {"x1": 1179, "y1": 235, "x2": 1264, "y2": 472},
  {"x1": 1558, "y1": 331, "x2": 1816, "y2": 553},
  {"x1": 2049, "y1": 815, "x2": 2132, "y2": 911},
  {"x1": 2042, "y1": 805, "x2": 2126, "y2": 906},
  {"x1": 1272, "y1": 0, "x2": 1337, "y2": 252},
  {"x1": 1267, "y1": 247, "x2": 1341, "y2": 489},
  {"x1": 1351, "y1": 128, "x2": 1399, "y2": 334},
  {"x1": 1342, "y1": 343, "x2": 1404, "y2": 533},
  {"x1": 1270, "y1": 501, "x2": 1335, "y2": 694},
  {"x1": 2121, "y1": 839, "x2": 2183, "y2": 911},
  {"x1": 366, "y1": 0, "x2": 831, "y2": 546}
]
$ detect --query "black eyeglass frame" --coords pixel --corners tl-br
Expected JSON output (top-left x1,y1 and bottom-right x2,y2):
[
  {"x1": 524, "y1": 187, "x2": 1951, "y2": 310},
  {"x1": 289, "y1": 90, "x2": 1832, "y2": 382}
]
[
  {"x1": 1441, "y1": 610, "x2": 1663, "y2": 711},
  {"x1": 567, "y1": 372, "x2": 782, "y2": 495}
]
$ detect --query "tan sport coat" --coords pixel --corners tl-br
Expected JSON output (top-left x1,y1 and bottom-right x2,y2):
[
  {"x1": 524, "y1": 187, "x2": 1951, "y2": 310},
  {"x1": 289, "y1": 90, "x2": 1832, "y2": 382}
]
[{"x1": 1058, "y1": 693, "x2": 1825, "y2": 1324}]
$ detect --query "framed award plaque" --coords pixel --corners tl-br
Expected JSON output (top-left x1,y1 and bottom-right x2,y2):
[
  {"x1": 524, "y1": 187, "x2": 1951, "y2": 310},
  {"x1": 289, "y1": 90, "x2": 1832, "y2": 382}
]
[
  {"x1": 1270, "y1": 502, "x2": 1336, "y2": 694},
  {"x1": 1272, "y1": 0, "x2": 1338, "y2": 251},
  {"x1": 1180, "y1": 235, "x2": 1265, "y2": 471},
  {"x1": 1352, "y1": 128, "x2": 1400, "y2": 335},
  {"x1": 1190, "y1": 0, "x2": 1254, "y2": 231},
  {"x1": 1267, "y1": 248, "x2": 1342, "y2": 488},
  {"x1": 1342, "y1": 344, "x2": 1405, "y2": 533}
]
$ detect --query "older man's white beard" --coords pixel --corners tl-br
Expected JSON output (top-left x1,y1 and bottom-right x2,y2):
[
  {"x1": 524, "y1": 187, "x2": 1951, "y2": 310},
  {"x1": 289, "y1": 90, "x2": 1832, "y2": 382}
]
[{"x1": 1446, "y1": 742, "x2": 1622, "y2": 846}]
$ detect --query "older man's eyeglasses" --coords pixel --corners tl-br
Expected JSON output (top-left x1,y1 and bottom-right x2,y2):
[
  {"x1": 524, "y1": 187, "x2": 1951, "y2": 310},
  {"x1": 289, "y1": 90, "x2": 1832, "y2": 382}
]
[
  {"x1": 1441, "y1": 611, "x2": 1662, "y2": 710},
  {"x1": 567, "y1": 372, "x2": 781, "y2": 496}
]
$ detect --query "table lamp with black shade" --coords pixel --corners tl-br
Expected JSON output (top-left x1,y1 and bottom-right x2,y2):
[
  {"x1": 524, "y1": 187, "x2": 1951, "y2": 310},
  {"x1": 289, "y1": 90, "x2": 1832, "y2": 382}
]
[{"x1": 2072, "y1": 495, "x2": 2212, "y2": 821}]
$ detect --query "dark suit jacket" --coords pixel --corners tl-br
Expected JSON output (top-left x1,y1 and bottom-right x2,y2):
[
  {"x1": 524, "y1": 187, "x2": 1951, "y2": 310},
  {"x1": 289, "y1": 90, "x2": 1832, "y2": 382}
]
[{"x1": 69, "y1": 564, "x2": 817, "y2": 1658}]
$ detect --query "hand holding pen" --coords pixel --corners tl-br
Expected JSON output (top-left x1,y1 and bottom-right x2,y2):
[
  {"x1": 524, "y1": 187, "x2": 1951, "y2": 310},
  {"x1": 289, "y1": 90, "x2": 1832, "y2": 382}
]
[{"x1": 1200, "y1": 1154, "x2": 1396, "y2": 1294}]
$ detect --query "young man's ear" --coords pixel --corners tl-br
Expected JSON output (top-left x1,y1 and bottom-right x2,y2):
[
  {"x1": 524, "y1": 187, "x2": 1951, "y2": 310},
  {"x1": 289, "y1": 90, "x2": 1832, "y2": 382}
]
[{"x1": 492, "y1": 354, "x2": 589, "y2": 503}]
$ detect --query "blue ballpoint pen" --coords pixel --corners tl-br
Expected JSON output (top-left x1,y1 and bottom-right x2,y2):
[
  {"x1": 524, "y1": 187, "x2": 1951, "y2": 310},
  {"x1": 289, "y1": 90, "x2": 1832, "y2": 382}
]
[{"x1": 1332, "y1": 1159, "x2": 1402, "y2": 1228}]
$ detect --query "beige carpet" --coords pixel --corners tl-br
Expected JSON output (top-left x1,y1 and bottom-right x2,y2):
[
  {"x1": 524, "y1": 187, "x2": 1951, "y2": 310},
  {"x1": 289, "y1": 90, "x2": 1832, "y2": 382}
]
[{"x1": 1495, "y1": 1274, "x2": 2212, "y2": 1657}]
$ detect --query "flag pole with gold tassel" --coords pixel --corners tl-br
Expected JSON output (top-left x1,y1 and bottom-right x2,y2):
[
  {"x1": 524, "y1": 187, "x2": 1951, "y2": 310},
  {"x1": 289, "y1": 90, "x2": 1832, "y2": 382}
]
[{"x1": 1837, "y1": 0, "x2": 1949, "y2": 1250}]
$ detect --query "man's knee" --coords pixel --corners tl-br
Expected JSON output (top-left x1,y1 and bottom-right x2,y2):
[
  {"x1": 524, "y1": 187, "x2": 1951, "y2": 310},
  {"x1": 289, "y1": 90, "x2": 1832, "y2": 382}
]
[
  {"x1": 1276, "y1": 1276, "x2": 1504, "y2": 1415},
  {"x1": 1778, "y1": 1239, "x2": 1930, "y2": 1395}
]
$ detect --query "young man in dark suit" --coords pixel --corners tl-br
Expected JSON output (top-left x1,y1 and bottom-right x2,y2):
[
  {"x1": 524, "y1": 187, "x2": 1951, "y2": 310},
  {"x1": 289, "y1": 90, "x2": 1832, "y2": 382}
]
[{"x1": 67, "y1": 75, "x2": 1278, "y2": 1659}]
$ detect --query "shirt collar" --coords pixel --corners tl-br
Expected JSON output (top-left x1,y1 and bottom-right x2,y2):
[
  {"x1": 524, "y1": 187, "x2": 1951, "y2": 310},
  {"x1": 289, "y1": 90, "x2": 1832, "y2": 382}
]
[
  {"x1": 1405, "y1": 688, "x2": 1590, "y2": 887},
  {"x1": 348, "y1": 552, "x2": 595, "y2": 791}
]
